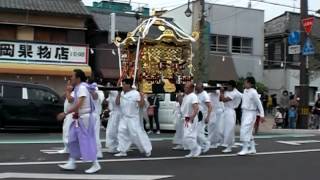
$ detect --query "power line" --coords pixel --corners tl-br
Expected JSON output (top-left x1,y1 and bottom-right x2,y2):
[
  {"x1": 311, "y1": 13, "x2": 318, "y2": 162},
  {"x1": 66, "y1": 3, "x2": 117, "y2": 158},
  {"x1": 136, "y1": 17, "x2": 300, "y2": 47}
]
[{"x1": 250, "y1": 0, "x2": 319, "y2": 13}]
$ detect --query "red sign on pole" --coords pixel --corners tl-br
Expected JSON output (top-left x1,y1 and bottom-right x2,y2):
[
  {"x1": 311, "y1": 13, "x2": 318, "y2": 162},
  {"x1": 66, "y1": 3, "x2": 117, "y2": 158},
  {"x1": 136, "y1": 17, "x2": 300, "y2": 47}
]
[{"x1": 302, "y1": 17, "x2": 314, "y2": 34}]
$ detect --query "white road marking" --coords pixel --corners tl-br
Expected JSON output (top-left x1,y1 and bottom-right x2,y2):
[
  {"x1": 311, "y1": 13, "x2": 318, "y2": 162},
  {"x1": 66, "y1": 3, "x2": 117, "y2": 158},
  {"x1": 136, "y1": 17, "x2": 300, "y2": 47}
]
[
  {"x1": 2, "y1": 148, "x2": 320, "y2": 166},
  {"x1": 276, "y1": 140, "x2": 320, "y2": 146},
  {"x1": 0, "y1": 172, "x2": 173, "y2": 180}
]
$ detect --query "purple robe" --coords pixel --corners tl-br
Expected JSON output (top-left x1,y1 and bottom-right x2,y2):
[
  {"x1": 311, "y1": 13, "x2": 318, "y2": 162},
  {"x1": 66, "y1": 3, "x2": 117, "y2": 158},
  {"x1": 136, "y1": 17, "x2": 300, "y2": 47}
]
[{"x1": 68, "y1": 82, "x2": 97, "y2": 161}]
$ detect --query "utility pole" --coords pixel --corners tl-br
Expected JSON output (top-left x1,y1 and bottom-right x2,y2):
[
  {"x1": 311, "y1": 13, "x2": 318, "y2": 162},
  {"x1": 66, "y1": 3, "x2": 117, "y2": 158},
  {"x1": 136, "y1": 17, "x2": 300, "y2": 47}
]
[
  {"x1": 299, "y1": 0, "x2": 309, "y2": 129},
  {"x1": 193, "y1": 0, "x2": 206, "y2": 82}
]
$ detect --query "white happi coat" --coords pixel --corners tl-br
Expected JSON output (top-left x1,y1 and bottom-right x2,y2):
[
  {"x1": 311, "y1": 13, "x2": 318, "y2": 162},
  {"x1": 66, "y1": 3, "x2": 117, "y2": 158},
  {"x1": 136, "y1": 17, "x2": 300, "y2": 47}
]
[
  {"x1": 208, "y1": 90, "x2": 225, "y2": 145},
  {"x1": 222, "y1": 89, "x2": 242, "y2": 147},
  {"x1": 117, "y1": 90, "x2": 152, "y2": 154},
  {"x1": 62, "y1": 92, "x2": 74, "y2": 148},
  {"x1": 181, "y1": 92, "x2": 200, "y2": 151},
  {"x1": 240, "y1": 88, "x2": 264, "y2": 142},
  {"x1": 105, "y1": 91, "x2": 121, "y2": 151},
  {"x1": 196, "y1": 90, "x2": 211, "y2": 149}
]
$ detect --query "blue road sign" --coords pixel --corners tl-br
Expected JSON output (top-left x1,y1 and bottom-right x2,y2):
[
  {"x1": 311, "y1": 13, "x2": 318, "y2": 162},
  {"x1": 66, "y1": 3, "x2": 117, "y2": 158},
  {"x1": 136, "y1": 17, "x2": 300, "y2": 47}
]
[
  {"x1": 302, "y1": 37, "x2": 315, "y2": 55},
  {"x1": 288, "y1": 31, "x2": 300, "y2": 45}
]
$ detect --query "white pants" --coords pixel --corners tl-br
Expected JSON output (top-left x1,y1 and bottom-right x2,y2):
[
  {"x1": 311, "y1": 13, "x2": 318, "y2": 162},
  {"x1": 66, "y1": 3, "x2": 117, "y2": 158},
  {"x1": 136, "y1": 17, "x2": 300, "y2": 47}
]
[
  {"x1": 62, "y1": 114, "x2": 73, "y2": 148},
  {"x1": 240, "y1": 110, "x2": 257, "y2": 142},
  {"x1": 222, "y1": 108, "x2": 236, "y2": 148},
  {"x1": 95, "y1": 113, "x2": 102, "y2": 157},
  {"x1": 105, "y1": 111, "x2": 120, "y2": 151},
  {"x1": 183, "y1": 117, "x2": 200, "y2": 152},
  {"x1": 197, "y1": 119, "x2": 210, "y2": 149},
  {"x1": 117, "y1": 116, "x2": 152, "y2": 154},
  {"x1": 208, "y1": 109, "x2": 224, "y2": 145},
  {"x1": 173, "y1": 117, "x2": 184, "y2": 145}
]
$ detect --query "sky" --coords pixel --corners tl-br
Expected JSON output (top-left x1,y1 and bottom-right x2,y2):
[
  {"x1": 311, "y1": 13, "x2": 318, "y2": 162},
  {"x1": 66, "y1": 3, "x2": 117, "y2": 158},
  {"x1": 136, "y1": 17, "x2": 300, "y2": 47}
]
[{"x1": 82, "y1": 0, "x2": 320, "y2": 21}]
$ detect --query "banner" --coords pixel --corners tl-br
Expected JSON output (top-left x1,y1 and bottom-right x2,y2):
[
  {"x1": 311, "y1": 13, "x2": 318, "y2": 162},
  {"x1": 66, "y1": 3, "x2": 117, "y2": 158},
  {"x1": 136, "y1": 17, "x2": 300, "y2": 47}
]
[{"x1": 0, "y1": 41, "x2": 88, "y2": 64}]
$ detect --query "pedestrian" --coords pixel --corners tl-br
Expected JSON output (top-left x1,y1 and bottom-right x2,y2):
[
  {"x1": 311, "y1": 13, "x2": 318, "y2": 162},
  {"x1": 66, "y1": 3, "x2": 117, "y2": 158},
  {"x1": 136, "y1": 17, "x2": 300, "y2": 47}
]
[
  {"x1": 172, "y1": 92, "x2": 185, "y2": 150},
  {"x1": 280, "y1": 90, "x2": 290, "y2": 128},
  {"x1": 238, "y1": 76, "x2": 264, "y2": 156},
  {"x1": 208, "y1": 86, "x2": 225, "y2": 148},
  {"x1": 105, "y1": 89, "x2": 121, "y2": 153},
  {"x1": 181, "y1": 82, "x2": 202, "y2": 158},
  {"x1": 267, "y1": 94, "x2": 273, "y2": 114},
  {"x1": 312, "y1": 96, "x2": 320, "y2": 129},
  {"x1": 58, "y1": 81, "x2": 74, "y2": 154},
  {"x1": 114, "y1": 79, "x2": 152, "y2": 157},
  {"x1": 219, "y1": 80, "x2": 242, "y2": 153},
  {"x1": 57, "y1": 69, "x2": 101, "y2": 174},
  {"x1": 88, "y1": 79, "x2": 105, "y2": 158},
  {"x1": 274, "y1": 107, "x2": 284, "y2": 128},
  {"x1": 195, "y1": 83, "x2": 212, "y2": 153},
  {"x1": 147, "y1": 94, "x2": 160, "y2": 134},
  {"x1": 288, "y1": 105, "x2": 297, "y2": 129}
]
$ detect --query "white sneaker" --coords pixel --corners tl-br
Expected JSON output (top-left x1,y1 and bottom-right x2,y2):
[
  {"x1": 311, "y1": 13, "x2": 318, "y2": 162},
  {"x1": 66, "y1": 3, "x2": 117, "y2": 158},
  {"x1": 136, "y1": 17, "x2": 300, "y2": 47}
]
[
  {"x1": 156, "y1": 131, "x2": 161, "y2": 135},
  {"x1": 248, "y1": 148, "x2": 257, "y2": 155},
  {"x1": 248, "y1": 141, "x2": 257, "y2": 154},
  {"x1": 147, "y1": 131, "x2": 152, "y2": 134},
  {"x1": 222, "y1": 147, "x2": 232, "y2": 153},
  {"x1": 192, "y1": 146, "x2": 202, "y2": 157},
  {"x1": 58, "y1": 159, "x2": 76, "y2": 171},
  {"x1": 185, "y1": 152, "x2": 193, "y2": 158},
  {"x1": 202, "y1": 144, "x2": 210, "y2": 153},
  {"x1": 145, "y1": 152, "x2": 152, "y2": 157},
  {"x1": 114, "y1": 152, "x2": 127, "y2": 157},
  {"x1": 237, "y1": 142, "x2": 249, "y2": 156},
  {"x1": 85, "y1": 161, "x2": 101, "y2": 174},
  {"x1": 58, "y1": 148, "x2": 68, "y2": 154},
  {"x1": 172, "y1": 145, "x2": 184, "y2": 150}
]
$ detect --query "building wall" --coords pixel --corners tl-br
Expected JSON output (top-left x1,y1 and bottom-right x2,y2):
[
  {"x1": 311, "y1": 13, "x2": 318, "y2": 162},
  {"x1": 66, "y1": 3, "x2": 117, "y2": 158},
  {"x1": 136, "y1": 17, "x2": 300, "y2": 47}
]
[
  {"x1": 162, "y1": 4, "x2": 193, "y2": 35},
  {"x1": 0, "y1": 12, "x2": 86, "y2": 29}
]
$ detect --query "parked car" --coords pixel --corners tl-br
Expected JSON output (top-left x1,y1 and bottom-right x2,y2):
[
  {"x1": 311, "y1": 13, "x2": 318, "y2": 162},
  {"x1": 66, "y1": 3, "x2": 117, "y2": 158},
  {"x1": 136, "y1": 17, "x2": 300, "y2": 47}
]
[
  {"x1": 0, "y1": 81, "x2": 63, "y2": 130},
  {"x1": 157, "y1": 93, "x2": 179, "y2": 130}
]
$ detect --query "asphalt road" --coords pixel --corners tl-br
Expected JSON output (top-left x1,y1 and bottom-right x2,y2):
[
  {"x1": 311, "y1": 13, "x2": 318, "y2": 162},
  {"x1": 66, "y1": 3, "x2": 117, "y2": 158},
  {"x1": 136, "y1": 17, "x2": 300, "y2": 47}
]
[{"x1": 1, "y1": 132, "x2": 320, "y2": 180}]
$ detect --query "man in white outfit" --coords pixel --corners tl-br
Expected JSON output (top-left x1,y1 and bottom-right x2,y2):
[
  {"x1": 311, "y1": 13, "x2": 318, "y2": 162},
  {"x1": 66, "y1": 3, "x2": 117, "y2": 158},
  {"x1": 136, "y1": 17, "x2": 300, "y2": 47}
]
[
  {"x1": 172, "y1": 92, "x2": 185, "y2": 150},
  {"x1": 181, "y1": 82, "x2": 201, "y2": 158},
  {"x1": 105, "y1": 90, "x2": 121, "y2": 153},
  {"x1": 208, "y1": 87, "x2": 225, "y2": 148},
  {"x1": 115, "y1": 79, "x2": 152, "y2": 157},
  {"x1": 93, "y1": 87, "x2": 105, "y2": 158},
  {"x1": 195, "y1": 83, "x2": 212, "y2": 153},
  {"x1": 58, "y1": 82, "x2": 74, "y2": 154},
  {"x1": 220, "y1": 81, "x2": 242, "y2": 153},
  {"x1": 238, "y1": 77, "x2": 264, "y2": 156}
]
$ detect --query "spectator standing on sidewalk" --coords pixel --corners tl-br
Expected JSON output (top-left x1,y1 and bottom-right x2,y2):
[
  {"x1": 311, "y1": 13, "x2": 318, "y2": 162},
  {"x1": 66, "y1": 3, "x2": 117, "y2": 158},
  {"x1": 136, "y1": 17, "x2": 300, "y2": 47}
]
[
  {"x1": 280, "y1": 90, "x2": 290, "y2": 128},
  {"x1": 147, "y1": 94, "x2": 160, "y2": 134},
  {"x1": 288, "y1": 105, "x2": 298, "y2": 129},
  {"x1": 312, "y1": 96, "x2": 320, "y2": 129}
]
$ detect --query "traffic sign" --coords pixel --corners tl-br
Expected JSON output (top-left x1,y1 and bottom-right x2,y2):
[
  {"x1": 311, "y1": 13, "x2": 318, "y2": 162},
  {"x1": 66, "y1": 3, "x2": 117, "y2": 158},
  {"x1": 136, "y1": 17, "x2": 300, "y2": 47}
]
[
  {"x1": 302, "y1": 17, "x2": 314, "y2": 34},
  {"x1": 288, "y1": 45, "x2": 301, "y2": 54},
  {"x1": 302, "y1": 37, "x2": 315, "y2": 55},
  {"x1": 288, "y1": 31, "x2": 300, "y2": 45}
]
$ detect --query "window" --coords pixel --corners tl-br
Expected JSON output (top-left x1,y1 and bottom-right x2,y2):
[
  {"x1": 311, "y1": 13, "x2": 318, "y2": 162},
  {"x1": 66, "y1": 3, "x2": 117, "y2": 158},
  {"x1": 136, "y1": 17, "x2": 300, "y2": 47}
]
[
  {"x1": 210, "y1": 34, "x2": 229, "y2": 53},
  {"x1": 232, "y1": 37, "x2": 253, "y2": 54},
  {"x1": 34, "y1": 28, "x2": 67, "y2": 43},
  {"x1": 17, "y1": 26, "x2": 34, "y2": 41},
  {"x1": 27, "y1": 88, "x2": 57, "y2": 102},
  {"x1": 0, "y1": 24, "x2": 16, "y2": 40},
  {"x1": 3, "y1": 85, "x2": 22, "y2": 99}
]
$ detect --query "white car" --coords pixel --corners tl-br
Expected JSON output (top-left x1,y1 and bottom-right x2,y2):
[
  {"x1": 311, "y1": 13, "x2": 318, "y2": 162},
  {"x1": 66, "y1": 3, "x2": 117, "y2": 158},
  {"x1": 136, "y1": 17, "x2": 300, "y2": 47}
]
[{"x1": 157, "y1": 93, "x2": 180, "y2": 130}]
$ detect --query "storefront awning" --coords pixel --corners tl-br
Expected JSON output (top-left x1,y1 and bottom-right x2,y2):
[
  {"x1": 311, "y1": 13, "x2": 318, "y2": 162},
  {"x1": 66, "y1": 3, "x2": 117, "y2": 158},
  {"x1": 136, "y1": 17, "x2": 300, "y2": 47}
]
[{"x1": 0, "y1": 63, "x2": 92, "y2": 77}]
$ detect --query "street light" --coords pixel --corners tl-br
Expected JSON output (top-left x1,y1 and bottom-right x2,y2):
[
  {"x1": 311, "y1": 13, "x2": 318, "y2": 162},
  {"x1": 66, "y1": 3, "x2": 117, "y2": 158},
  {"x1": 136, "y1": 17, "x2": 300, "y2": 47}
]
[{"x1": 185, "y1": 0, "x2": 192, "y2": 17}]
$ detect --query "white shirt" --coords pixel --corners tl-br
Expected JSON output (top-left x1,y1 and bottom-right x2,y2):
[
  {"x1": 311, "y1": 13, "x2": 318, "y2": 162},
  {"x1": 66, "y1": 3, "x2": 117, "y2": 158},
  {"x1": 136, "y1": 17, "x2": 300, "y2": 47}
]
[
  {"x1": 181, "y1": 92, "x2": 199, "y2": 118},
  {"x1": 76, "y1": 84, "x2": 92, "y2": 115},
  {"x1": 120, "y1": 90, "x2": 141, "y2": 118},
  {"x1": 197, "y1": 90, "x2": 211, "y2": 116},
  {"x1": 241, "y1": 88, "x2": 265, "y2": 117},
  {"x1": 224, "y1": 89, "x2": 241, "y2": 109},
  {"x1": 107, "y1": 91, "x2": 120, "y2": 112},
  {"x1": 209, "y1": 90, "x2": 224, "y2": 111}
]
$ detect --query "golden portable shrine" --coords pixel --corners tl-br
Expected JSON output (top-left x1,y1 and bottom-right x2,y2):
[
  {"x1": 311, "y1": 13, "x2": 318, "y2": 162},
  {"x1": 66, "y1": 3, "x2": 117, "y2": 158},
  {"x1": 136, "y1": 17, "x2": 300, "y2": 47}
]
[{"x1": 115, "y1": 17, "x2": 199, "y2": 93}]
